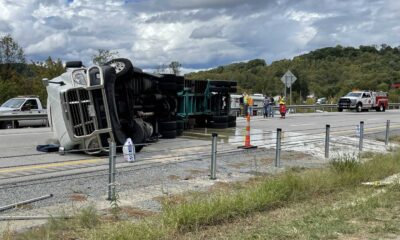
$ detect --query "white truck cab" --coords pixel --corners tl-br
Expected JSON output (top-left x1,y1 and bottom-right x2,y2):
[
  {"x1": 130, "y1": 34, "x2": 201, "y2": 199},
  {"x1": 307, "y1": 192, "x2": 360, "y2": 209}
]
[
  {"x1": 0, "y1": 96, "x2": 45, "y2": 113},
  {"x1": 0, "y1": 96, "x2": 47, "y2": 128}
]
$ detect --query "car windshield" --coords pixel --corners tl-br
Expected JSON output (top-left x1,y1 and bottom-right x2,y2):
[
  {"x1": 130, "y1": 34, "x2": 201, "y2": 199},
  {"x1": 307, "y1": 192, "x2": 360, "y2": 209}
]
[
  {"x1": 345, "y1": 92, "x2": 362, "y2": 97},
  {"x1": 1, "y1": 99, "x2": 25, "y2": 108}
]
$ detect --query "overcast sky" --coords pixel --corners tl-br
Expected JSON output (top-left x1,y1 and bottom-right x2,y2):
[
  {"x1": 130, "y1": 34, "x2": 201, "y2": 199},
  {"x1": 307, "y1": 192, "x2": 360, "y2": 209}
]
[{"x1": 0, "y1": 0, "x2": 399, "y2": 72}]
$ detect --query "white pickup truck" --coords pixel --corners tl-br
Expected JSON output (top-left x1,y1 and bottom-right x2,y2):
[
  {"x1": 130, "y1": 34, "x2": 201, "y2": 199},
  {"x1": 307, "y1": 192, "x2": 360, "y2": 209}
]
[
  {"x1": 337, "y1": 91, "x2": 388, "y2": 112},
  {"x1": 0, "y1": 96, "x2": 47, "y2": 129}
]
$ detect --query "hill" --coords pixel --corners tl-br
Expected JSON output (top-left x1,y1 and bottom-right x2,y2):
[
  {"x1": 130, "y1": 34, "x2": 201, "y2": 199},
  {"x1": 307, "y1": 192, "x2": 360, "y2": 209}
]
[{"x1": 185, "y1": 45, "x2": 400, "y2": 103}]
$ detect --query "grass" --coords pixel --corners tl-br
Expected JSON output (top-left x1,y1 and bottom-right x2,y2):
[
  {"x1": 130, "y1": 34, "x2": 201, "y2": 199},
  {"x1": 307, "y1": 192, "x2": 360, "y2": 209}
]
[
  {"x1": 13, "y1": 205, "x2": 99, "y2": 240},
  {"x1": 9, "y1": 151, "x2": 400, "y2": 239}
]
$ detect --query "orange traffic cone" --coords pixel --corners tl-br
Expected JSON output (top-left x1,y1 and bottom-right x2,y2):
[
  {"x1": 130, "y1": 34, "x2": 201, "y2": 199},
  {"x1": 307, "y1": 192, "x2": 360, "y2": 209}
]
[{"x1": 238, "y1": 114, "x2": 257, "y2": 149}]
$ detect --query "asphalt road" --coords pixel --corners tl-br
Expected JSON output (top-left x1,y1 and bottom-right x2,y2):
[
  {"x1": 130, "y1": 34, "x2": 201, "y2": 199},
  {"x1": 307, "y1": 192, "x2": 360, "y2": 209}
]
[{"x1": 1, "y1": 110, "x2": 400, "y2": 186}]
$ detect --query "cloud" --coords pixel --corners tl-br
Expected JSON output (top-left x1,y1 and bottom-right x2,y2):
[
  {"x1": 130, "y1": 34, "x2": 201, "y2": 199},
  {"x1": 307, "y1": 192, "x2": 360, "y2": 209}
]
[
  {"x1": 0, "y1": 0, "x2": 398, "y2": 71},
  {"x1": 189, "y1": 25, "x2": 224, "y2": 39},
  {"x1": 25, "y1": 33, "x2": 69, "y2": 55}
]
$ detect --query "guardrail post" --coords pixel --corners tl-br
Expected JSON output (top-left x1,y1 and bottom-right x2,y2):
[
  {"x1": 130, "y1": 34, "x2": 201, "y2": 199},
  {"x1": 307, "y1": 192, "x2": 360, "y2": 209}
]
[
  {"x1": 359, "y1": 121, "x2": 364, "y2": 152},
  {"x1": 210, "y1": 133, "x2": 218, "y2": 180},
  {"x1": 385, "y1": 120, "x2": 390, "y2": 146},
  {"x1": 325, "y1": 124, "x2": 330, "y2": 159},
  {"x1": 275, "y1": 128, "x2": 282, "y2": 167},
  {"x1": 107, "y1": 141, "x2": 116, "y2": 200}
]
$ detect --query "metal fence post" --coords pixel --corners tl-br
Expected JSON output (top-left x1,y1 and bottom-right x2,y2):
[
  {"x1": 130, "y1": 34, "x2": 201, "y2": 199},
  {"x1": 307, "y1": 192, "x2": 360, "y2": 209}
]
[
  {"x1": 385, "y1": 120, "x2": 390, "y2": 146},
  {"x1": 275, "y1": 128, "x2": 282, "y2": 167},
  {"x1": 325, "y1": 124, "x2": 330, "y2": 159},
  {"x1": 210, "y1": 133, "x2": 218, "y2": 180},
  {"x1": 359, "y1": 121, "x2": 364, "y2": 152},
  {"x1": 108, "y1": 141, "x2": 116, "y2": 200}
]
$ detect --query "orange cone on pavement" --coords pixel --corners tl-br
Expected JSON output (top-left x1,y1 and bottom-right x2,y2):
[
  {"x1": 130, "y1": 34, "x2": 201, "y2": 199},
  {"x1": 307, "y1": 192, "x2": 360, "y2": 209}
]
[{"x1": 238, "y1": 114, "x2": 257, "y2": 149}]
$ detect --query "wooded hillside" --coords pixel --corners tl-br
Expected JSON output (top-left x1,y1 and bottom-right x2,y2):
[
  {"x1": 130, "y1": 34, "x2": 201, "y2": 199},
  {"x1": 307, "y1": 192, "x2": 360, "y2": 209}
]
[{"x1": 186, "y1": 45, "x2": 400, "y2": 103}]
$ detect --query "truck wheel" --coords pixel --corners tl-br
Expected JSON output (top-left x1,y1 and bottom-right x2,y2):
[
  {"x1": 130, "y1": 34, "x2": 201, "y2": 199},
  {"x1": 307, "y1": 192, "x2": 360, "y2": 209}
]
[
  {"x1": 228, "y1": 115, "x2": 237, "y2": 122},
  {"x1": 159, "y1": 121, "x2": 177, "y2": 131},
  {"x1": 176, "y1": 120, "x2": 184, "y2": 136},
  {"x1": 380, "y1": 104, "x2": 385, "y2": 112},
  {"x1": 228, "y1": 121, "x2": 236, "y2": 128},
  {"x1": 1, "y1": 121, "x2": 18, "y2": 129},
  {"x1": 160, "y1": 130, "x2": 177, "y2": 139},
  {"x1": 209, "y1": 115, "x2": 229, "y2": 123},
  {"x1": 105, "y1": 58, "x2": 133, "y2": 77},
  {"x1": 356, "y1": 103, "x2": 362, "y2": 112},
  {"x1": 338, "y1": 108, "x2": 343, "y2": 112}
]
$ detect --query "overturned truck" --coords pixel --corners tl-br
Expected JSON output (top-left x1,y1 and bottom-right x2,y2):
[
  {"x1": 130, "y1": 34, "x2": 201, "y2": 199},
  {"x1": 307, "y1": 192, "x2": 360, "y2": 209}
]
[{"x1": 44, "y1": 58, "x2": 237, "y2": 154}]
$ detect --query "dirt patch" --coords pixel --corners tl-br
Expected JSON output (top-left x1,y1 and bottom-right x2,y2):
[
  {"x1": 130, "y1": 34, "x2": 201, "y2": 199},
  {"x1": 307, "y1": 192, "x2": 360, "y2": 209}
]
[
  {"x1": 189, "y1": 169, "x2": 207, "y2": 175},
  {"x1": 69, "y1": 193, "x2": 87, "y2": 202},
  {"x1": 227, "y1": 162, "x2": 248, "y2": 169},
  {"x1": 281, "y1": 150, "x2": 314, "y2": 160},
  {"x1": 15, "y1": 204, "x2": 33, "y2": 210},
  {"x1": 153, "y1": 194, "x2": 188, "y2": 206},
  {"x1": 258, "y1": 156, "x2": 274, "y2": 164},
  {"x1": 168, "y1": 175, "x2": 181, "y2": 180}
]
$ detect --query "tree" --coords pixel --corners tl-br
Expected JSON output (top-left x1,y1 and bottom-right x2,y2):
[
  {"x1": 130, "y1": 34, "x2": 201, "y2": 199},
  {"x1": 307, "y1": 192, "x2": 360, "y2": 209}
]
[
  {"x1": 0, "y1": 34, "x2": 25, "y2": 64},
  {"x1": 92, "y1": 49, "x2": 119, "y2": 65},
  {"x1": 29, "y1": 57, "x2": 65, "y2": 106},
  {"x1": 169, "y1": 61, "x2": 182, "y2": 75},
  {"x1": 0, "y1": 34, "x2": 26, "y2": 82},
  {"x1": 154, "y1": 63, "x2": 168, "y2": 74}
]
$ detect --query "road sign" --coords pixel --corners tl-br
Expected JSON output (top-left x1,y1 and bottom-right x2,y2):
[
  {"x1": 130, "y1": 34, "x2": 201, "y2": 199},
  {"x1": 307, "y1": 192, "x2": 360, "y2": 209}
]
[{"x1": 280, "y1": 70, "x2": 297, "y2": 88}]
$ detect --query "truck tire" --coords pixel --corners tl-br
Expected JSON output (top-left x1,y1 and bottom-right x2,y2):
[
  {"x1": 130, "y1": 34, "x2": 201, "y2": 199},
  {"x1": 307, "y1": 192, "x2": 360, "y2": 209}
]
[
  {"x1": 161, "y1": 130, "x2": 177, "y2": 139},
  {"x1": 228, "y1": 115, "x2": 237, "y2": 122},
  {"x1": 176, "y1": 120, "x2": 184, "y2": 136},
  {"x1": 195, "y1": 116, "x2": 206, "y2": 128},
  {"x1": 1, "y1": 121, "x2": 18, "y2": 129},
  {"x1": 338, "y1": 108, "x2": 343, "y2": 112},
  {"x1": 356, "y1": 103, "x2": 362, "y2": 112},
  {"x1": 209, "y1": 115, "x2": 229, "y2": 123},
  {"x1": 228, "y1": 121, "x2": 236, "y2": 128},
  {"x1": 207, "y1": 122, "x2": 228, "y2": 128},
  {"x1": 160, "y1": 121, "x2": 177, "y2": 131},
  {"x1": 105, "y1": 58, "x2": 133, "y2": 77},
  {"x1": 379, "y1": 104, "x2": 385, "y2": 112}
]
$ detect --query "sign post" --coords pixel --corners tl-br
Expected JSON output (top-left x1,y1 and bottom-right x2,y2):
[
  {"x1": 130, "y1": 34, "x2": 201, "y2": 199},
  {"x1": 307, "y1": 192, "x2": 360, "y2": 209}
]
[{"x1": 280, "y1": 70, "x2": 297, "y2": 105}]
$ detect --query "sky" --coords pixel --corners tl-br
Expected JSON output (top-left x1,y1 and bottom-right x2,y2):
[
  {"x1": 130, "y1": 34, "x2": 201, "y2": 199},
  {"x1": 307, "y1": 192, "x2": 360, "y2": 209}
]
[{"x1": 0, "y1": 0, "x2": 399, "y2": 73}]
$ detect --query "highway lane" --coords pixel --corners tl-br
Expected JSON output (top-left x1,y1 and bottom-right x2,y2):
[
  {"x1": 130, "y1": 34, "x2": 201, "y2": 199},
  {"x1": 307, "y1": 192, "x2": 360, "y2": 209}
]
[{"x1": 0, "y1": 110, "x2": 400, "y2": 185}]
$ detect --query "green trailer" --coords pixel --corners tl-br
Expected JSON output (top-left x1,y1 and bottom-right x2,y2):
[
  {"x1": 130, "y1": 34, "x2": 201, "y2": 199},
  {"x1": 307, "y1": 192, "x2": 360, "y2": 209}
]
[{"x1": 177, "y1": 79, "x2": 237, "y2": 128}]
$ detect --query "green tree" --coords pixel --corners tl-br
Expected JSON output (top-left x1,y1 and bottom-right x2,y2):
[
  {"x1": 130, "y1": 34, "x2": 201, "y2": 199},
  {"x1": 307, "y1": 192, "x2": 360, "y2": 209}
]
[
  {"x1": 30, "y1": 57, "x2": 65, "y2": 106},
  {"x1": 0, "y1": 34, "x2": 25, "y2": 64},
  {"x1": 0, "y1": 34, "x2": 26, "y2": 82}
]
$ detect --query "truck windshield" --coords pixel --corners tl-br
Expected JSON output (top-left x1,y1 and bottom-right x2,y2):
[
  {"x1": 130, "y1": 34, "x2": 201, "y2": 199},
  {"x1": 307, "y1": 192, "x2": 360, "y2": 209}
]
[
  {"x1": 1, "y1": 99, "x2": 25, "y2": 108},
  {"x1": 345, "y1": 92, "x2": 362, "y2": 97}
]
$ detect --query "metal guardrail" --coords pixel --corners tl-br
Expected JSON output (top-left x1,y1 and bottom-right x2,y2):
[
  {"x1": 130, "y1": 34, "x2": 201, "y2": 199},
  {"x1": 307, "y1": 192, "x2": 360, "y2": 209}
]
[
  {"x1": 231, "y1": 103, "x2": 400, "y2": 116},
  {"x1": 0, "y1": 113, "x2": 48, "y2": 121}
]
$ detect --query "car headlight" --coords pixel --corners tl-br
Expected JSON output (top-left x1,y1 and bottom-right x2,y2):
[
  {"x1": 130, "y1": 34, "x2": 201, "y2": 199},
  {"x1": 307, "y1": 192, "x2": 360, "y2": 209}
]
[{"x1": 72, "y1": 70, "x2": 87, "y2": 86}]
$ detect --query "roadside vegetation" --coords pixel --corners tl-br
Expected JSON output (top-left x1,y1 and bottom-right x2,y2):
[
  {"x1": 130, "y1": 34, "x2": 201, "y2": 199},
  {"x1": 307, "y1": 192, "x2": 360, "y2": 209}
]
[
  {"x1": 187, "y1": 45, "x2": 400, "y2": 103},
  {"x1": 4, "y1": 150, "x2": 400, "y2": 239}
]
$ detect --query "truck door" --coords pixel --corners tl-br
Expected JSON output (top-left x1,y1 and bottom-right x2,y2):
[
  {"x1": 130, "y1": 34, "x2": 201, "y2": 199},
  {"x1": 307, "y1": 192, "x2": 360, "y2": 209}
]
[
  {"x1": 19, "y1": 99, "x2": 45, "y2": 127},
  {"x1": 362, "y1": 92, "x2": 372, "y2": 108}
]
